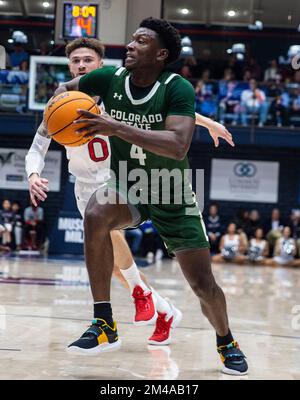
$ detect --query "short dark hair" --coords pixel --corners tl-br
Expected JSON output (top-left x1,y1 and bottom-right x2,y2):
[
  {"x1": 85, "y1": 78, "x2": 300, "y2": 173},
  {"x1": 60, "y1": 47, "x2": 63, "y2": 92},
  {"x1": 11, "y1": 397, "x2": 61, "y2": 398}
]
[
  {"x1": 139, "y1": 17, "x2": 181, "y2": 65},
  {"x1": 65, "y1": 38, "x2": 105, "y2": 59}
]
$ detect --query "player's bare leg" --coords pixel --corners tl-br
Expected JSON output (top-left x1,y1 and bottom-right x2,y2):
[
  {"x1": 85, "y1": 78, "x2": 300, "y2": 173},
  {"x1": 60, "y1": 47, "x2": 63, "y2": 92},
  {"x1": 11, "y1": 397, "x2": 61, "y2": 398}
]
[
  {"x1": 175, "y1": 248, "x2": 247, "y2": 375},
  {"x1": 176, "y1": 248, "x2": 229, "y2": 335},
  {"x1": 84, "y1": 194, "x2": 132, "y2": 301}
]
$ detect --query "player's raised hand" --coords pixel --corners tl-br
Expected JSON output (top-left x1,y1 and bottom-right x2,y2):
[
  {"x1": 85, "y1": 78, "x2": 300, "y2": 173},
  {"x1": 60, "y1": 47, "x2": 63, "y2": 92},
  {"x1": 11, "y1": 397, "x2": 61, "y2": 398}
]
[
  {"x1": 28, "y1": 173, "x2": 49, "y2": 207},
  {"x1": 195, "y1": 113, "x2": 235, "y2": 147},
  {"x1": 206, "y1": 120, "x2": 235, "y2": 147},
  {"x1": 74, "y1": 109, "x2": 118, "y2": 137}
]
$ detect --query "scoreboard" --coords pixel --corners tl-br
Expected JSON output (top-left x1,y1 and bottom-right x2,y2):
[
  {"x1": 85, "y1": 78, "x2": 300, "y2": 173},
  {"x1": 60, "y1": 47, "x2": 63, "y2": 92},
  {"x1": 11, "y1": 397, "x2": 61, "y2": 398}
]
[
  {"x1": 63, "y1": 3, "x2": 98, "y2": 38},
  {"x1": 55, "y1": 0, "x2": 100, "y2": 43}
]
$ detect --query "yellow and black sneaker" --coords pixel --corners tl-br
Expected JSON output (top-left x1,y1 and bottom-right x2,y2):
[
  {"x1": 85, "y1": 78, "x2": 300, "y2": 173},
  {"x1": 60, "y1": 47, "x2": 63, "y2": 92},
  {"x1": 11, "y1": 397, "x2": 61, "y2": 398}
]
[
  {"x1": 67, "y1": 318, "x2": 121, "y2": 355},
  {"x1": 217, "y1": 340, "x2": 248, "y2": 375}
]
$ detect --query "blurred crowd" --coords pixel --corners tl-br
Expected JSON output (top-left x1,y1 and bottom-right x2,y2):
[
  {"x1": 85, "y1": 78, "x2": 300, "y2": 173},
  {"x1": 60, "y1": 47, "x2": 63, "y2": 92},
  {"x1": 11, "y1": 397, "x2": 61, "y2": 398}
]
[
  {"x1": 121, "y1": 203, "x2": 300, "y2": 267},
  {"x1": 192, "y1": 62, "x2": 300, "y2": 128},
  {"x1": 2, "y1": 194, "x2": 300, "y2": 268},
  {"x1": 205, "y1": 204, "x2": 300, "y2": 267},
  {"x1": 0, "y1": 198, "x2": 46, "y2": 253},
  {"x1": 1, "y1": 43, "x2": 300, "y2": 128}
]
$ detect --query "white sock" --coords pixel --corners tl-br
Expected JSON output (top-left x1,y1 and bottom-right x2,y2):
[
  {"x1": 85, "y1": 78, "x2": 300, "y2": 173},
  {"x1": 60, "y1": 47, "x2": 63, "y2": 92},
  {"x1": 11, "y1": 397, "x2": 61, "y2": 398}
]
[
  {"x1": 120, "y1": 263, "x2": 148, "y2": 293},
  {"x1": 150, "y1": 287, "x2": 172, "y2": 315}
]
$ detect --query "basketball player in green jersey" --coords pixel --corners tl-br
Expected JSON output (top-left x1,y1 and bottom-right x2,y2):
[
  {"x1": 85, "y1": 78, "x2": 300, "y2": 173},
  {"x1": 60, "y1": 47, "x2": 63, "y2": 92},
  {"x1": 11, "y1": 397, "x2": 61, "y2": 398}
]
[{"x1": 55, "y1": 18, "x2": 247, "y2": 375}]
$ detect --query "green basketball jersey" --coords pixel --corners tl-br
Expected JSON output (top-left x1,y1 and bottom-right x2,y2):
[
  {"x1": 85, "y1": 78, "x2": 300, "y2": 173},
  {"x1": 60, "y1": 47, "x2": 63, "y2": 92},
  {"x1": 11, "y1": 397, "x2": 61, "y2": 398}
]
[{"x1": 79, "y1": 66, "x2": 196, "y2": 203}]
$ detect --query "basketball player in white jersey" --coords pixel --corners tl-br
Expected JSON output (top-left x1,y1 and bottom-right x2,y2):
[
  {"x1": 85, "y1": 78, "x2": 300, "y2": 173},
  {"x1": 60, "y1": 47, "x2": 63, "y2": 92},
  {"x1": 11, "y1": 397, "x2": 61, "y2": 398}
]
[
  {"x1": 26, "y1": 38, "x2": 234, "y2": 348},
  {"x1": 25, "y1": 38, "x2": 183, "y2": 346}
]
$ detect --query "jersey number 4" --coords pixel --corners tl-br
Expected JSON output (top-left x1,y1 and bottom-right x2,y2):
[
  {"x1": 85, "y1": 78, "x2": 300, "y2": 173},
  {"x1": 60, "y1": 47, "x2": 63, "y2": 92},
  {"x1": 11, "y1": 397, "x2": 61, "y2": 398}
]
[
  {"x1": 130, "y1": 144, "x2": 146, "y2": 166},
  {"x1": 88, "y1": 138, "x2": 109, "y2": 162}
]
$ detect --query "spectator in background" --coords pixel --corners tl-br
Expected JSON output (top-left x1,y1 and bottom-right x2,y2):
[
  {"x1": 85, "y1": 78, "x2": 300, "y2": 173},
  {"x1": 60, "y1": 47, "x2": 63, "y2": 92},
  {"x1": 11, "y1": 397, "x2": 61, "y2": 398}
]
[
  {"x1": 212, "y1": 222, "x2": 247, "y2": 264},
  {"x1": 125, "y1": 228, "x2": 143, "y2": 257},
  {"x1": 201, "y1": 68, "x2": 212, "y2": 83},
  {"x1": 265, "y1": 226, "x2": 300, "y2": 267},
  {"x1": 247, "y1": 227, "x2": 269, "y2": 265},
  {"x1": 246, "y1": 57, "x2": 262, "y2": 81},
  {"x1": 270, "y1": 89, "x2": 290, "y2": 127},
  {"x1": 234, "y1": 208, "x2": 250, "y2": 233},
  {"x1": 194, "y1": 79, "x2": 217, "y2": 119},
  {"x1": 0, "y1": 213, "x2": 11, "y2": 253},
  {"x1": 225, "y1": 54, "x2": 244, "y2": 80},
  {"x1": 179, "y1": 55, "x2": 197, "y2": 79},
  {"x1": 287, "y1": 209, "x2": 300, "y2": 257},
  {"x1": 218, "y1": 80, "x2": 240, "y2": 125},
  {"x1": 293, "y1": 70, "x2": 300, "y2": 85},
  {"x1": 10, "y1": 42, "x2": 29, "y2": 69},
  {"x1": 264, "y1": 208, "x2": 284, "y2": 256},
  {"x1": 198, "y1": 49, "x2": 215, "y2": 77},
  {"x1": 139, "y1": 220, "x2": 166, "y2": 262},
  {"x1": 218, "y1": 68, "x2": 234, "y2": 97},
  {"x1": 12, "y1": 201, "x2": 23, "y2": 251},
  {"x1": 245, "y1": 209, "x2": 262, "y2": 239},
  {"x1": 24, "y1": 201, "x2": 45, "y2": 250},
  {"x1": 205, "y1": 203, "x2": 224, "y2": 254},
  {"x1": 234, "y1": 208, "x2": 250, "y2": 250},
  {"x1": 241, "y1": 69, "x2": 251, "y2": 84},
  {"x1": 240, "y1": 79, "x2": 269, "y2": 126},
  {"x1": 291, "y1": 87, "x2": 300, "y2": 117},
  {"x1": 39, "y1": 40, "x2": 51, "y2": 56},
  {"x1": 0, "y1": 199, "x2": 13, "y2": 248},
  {"x1": 179, "y1": 63, "x2": 192, "y2": 79},
  {"x1": 6, "y1": 60, "x2": 29, "y2": 85},
  {"x1": 264, "y1": 59, "x2": 281, "y2": 82}
]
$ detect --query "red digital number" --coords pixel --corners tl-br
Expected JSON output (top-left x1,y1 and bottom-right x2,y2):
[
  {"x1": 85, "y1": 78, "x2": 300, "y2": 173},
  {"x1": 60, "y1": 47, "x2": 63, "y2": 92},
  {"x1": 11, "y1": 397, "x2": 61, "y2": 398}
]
[
  {"x1": 88, "y1": 138, "x2": 109, "y2": 162},
  {"x1": 76, "y1": 17, "x2": 92, "y2": 36}
]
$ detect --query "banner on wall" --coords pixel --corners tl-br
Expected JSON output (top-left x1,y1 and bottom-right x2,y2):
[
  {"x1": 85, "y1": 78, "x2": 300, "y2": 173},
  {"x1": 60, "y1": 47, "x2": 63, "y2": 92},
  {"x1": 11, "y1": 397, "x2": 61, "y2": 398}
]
[
  {"x1": 0, "y1": 148, "x2": 61, "y2": 191},
  {"x1": 210, "y1": 159, "x2": 279, "y2": 203}
]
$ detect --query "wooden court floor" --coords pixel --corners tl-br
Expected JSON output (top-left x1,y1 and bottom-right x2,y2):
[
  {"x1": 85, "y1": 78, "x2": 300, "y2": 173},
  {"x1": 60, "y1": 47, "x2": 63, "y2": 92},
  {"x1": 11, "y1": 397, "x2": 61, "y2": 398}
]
[{"x1": 0, "y1": 255, "x2": 299, "y2": 380}]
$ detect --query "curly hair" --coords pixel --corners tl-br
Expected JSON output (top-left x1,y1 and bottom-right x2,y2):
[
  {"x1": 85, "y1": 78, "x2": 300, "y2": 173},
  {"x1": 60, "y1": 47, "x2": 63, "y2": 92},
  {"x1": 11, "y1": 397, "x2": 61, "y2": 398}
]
[
  {"x1": 65, "y1": 38, "x2": 105, "y2": 59},
  {"x1": 139, "y1": 17, "x2": 181, "y2": 65}
]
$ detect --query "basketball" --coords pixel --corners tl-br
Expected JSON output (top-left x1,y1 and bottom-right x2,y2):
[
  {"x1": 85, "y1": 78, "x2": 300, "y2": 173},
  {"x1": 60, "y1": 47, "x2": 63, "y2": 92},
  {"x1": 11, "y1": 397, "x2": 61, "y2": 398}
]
[{"x1": 44, "y1": 91, "x2": 100, "y2": 147}]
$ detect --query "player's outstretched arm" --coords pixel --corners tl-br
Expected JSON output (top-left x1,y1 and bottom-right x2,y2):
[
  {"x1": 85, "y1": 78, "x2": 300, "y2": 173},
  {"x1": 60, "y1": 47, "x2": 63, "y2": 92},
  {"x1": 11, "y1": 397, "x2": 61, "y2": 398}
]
[
  {"x1": 195, "y1": 113, "x2": 235, "y2": 147},
  {"x1": 25, "y1": 121, "x2": 51, "y2": 206},
  {"x1": 54, "y1": 76, "x2": 81, "y2": 96}
]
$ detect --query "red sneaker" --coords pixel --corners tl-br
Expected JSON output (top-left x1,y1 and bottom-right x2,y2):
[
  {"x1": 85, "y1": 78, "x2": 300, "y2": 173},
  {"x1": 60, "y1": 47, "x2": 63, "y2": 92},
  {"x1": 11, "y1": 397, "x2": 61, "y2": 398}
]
[
  {"x1": 132, "y1": 285, "x2": 157, "y2": 326},
  {"x1": 148, "y1": 300, "x2": 182, "y2": 345}
]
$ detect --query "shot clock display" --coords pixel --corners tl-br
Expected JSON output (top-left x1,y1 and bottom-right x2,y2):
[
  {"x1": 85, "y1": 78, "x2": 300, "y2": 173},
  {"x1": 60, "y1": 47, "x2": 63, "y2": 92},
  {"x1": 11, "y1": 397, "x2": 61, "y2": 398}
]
[{"x1": 63, "y1": 3, "x2": 98, "y2": 39}]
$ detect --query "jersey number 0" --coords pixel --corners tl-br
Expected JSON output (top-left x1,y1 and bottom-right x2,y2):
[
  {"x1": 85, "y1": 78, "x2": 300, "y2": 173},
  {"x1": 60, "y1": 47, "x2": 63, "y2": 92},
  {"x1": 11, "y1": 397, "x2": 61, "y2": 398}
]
[{"x1": 88, "y1": 138, "x2": 109, "y2": 162}]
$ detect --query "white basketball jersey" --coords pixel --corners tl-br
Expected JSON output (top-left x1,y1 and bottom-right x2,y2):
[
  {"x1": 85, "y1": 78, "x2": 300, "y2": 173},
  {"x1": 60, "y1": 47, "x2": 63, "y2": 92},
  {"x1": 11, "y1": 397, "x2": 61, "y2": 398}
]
[
  {"x1": 224, "y1": 234, "x2": 239, "y2": 249},
  {"x1": 65, "y1": 101, "x2": 111, "y2": 183},
  {"x1": 250, "y1": 239, "x2": 266, "y2": 255},
  {"x1": 66, "y1": 134, "x2": 111, "y2": 184}
]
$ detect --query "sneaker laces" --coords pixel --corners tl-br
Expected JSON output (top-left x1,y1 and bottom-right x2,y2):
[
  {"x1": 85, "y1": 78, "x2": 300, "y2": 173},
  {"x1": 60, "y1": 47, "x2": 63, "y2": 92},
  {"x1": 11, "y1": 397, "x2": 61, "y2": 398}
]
[
  {"x1": 217, "y1": 341, "x2": 246, "y2": 363},
  {"x1": 153, "y1": 313, "x2": 170, "y2": 336},
  {"x1": 81, "y1": 320, "x2": 104, "y2": 339},
  {"x1": 132, "y1": 287, "x2": 152, "y2": 312}
]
